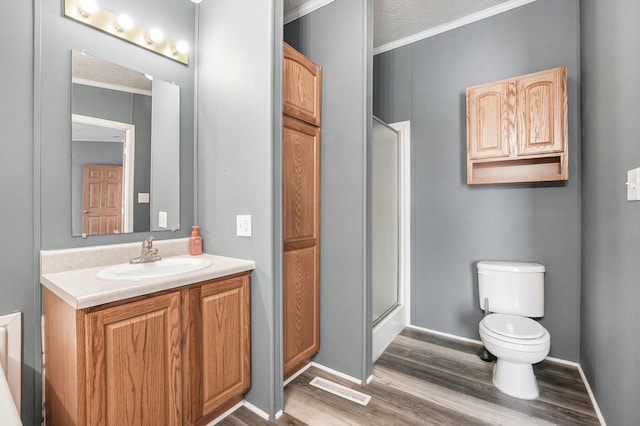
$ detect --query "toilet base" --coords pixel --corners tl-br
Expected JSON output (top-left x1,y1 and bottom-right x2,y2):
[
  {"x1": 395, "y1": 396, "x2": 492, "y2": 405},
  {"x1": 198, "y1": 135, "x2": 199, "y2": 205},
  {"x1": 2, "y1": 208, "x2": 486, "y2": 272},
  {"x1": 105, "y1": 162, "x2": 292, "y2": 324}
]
[{"x1": 492, "y1": 358, "x2": 539, "y2": 399}]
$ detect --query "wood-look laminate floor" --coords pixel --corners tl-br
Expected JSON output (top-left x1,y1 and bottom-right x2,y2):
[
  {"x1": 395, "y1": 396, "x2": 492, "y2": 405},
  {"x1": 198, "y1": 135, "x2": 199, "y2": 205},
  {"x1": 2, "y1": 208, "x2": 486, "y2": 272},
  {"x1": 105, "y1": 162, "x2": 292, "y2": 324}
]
[{"x1": 219, "y1": 328, "x2": 601, "y2": 425}]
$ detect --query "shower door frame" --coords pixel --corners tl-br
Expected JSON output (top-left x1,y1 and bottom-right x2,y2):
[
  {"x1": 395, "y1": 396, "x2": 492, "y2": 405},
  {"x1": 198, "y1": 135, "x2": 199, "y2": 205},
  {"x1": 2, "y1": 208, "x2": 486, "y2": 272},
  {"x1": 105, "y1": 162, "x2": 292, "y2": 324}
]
[{"x1": 372, "y1": 119, "x2": 411, "y2": 361}]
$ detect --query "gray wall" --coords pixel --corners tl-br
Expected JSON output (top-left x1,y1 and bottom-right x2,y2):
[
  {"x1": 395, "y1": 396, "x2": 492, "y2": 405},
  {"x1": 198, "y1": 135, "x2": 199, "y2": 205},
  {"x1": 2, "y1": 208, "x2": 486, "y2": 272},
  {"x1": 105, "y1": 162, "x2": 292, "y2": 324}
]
[
  {"x1": 38, "y1": 0, "x2": 195, "y2": 249},
  {"x1": 197, "y1": 0, "x2": 283, "y2": 417},
  {"x1": 0, "y1": 2, "x2": 37, "y2": 424},
  {"x1": 285, "y1": 0, "x2": 373, "y2": 380},
  {"x1": 581, "y1": 1, "x2": 640, "y2": 424},
  {"x1": 373, "y1": 0, "x2": 582, "y2": 360}
]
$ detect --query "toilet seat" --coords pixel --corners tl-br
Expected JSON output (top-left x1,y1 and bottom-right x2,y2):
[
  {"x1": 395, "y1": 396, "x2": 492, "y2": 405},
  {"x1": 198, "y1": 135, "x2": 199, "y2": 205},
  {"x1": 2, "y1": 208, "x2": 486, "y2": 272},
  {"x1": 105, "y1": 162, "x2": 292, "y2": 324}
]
[{"x1": 480, "y1": 314, "x2": 549, "y2": 345}]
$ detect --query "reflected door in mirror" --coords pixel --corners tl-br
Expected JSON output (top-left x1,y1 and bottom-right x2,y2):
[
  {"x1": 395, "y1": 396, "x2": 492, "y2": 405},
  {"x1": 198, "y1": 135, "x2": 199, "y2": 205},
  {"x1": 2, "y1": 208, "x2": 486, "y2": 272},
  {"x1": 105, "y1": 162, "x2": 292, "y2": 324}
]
[{"x1": 82, "y1": 164, "x2": 123, "y2": 235}]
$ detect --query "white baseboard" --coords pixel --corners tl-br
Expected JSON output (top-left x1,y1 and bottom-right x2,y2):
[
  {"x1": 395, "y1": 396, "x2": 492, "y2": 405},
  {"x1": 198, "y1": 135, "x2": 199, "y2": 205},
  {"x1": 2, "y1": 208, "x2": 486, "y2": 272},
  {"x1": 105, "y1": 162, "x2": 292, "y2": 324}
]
[
  {"x1": 576, "y1": 365, "x2": 607, "y2": 426},
  {"x1": 310, "y1": 362, "x2": 363, "y2": 384},
  {"x1": 283, "y1": 362, "x2": 313, "y2": 387},
  {"x1": 407, "y1": 324, "x2": 483, "y2": 345},
  {"x1": 205, "y1": 400, "x2": 244, "y2": 425},
  {"x1": 243, "y1": 400, "x2": 271, "y2": 421}
]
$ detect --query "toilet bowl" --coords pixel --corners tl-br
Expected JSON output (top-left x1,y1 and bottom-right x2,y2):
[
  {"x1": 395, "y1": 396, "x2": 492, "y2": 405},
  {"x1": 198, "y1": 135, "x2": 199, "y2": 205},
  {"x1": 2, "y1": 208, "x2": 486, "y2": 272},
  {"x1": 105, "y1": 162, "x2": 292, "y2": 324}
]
[{"x1": 479, "y1": 313, "x2": 550, "y2": 399}]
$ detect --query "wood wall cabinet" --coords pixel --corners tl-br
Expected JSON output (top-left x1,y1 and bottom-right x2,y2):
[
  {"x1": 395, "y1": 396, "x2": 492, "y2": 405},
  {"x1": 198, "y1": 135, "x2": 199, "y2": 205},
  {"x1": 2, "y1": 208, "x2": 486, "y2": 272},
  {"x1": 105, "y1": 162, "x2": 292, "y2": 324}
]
[
  {"x1": 282, "y1": 42, "x2": 321, "y2": 380},
  {"x1": 466, "y1": 66, "x2": 568, "y2": 185},
  {"x1": 43, "y1": 273, "x2": 251, "y2": 426}
]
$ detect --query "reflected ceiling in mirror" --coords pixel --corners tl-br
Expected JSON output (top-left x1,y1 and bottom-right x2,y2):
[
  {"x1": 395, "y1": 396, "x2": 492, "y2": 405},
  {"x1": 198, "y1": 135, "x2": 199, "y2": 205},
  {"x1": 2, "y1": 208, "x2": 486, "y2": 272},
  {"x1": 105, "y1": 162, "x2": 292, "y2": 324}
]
[{"x1": 71, "y1": 50, "x2": 180, "y2": 237}]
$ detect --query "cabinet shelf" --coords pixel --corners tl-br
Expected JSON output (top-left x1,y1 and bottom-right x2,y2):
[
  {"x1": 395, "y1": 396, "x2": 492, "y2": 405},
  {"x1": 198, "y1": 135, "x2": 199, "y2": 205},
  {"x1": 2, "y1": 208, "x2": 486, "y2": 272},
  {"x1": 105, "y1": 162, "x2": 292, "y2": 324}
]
[{"x1": 469, "y1": 154, "x2": 566, "y2": 185}]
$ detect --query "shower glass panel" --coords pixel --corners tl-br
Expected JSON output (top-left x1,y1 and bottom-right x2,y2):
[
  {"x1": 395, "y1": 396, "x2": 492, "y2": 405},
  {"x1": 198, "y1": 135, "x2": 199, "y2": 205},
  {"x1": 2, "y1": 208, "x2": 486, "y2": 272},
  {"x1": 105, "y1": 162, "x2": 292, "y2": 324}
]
[{"x1": 372, "y1": 117, "x2": 400, "y2": 325}]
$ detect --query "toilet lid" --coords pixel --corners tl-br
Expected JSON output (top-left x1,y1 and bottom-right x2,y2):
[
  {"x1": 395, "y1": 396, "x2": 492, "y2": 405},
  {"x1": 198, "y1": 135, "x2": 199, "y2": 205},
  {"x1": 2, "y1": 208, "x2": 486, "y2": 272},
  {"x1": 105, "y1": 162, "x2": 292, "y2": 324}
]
[{"x1": 483, "y1": 314, "x2": 546, "y2": 339}]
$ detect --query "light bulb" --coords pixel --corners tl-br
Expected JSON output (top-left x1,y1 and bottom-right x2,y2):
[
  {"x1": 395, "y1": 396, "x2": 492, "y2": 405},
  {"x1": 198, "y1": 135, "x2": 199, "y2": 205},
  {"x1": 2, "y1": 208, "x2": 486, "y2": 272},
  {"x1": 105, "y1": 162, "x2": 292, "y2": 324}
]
[
  {"x1": 78, "y1": 0, "x2": 98, "y2": 16},
  {"x1": 191, "y1": 0, "x2": 203, "y2": 4},
  {"x1": 175, "y1": 40, "x2": 189, "y2": 54},
  {"x1": 115, "y1": 14, "x2": 133, "y2": 31},
  {"x1": 146, "y1": 28, "x2": 164, "y2": 44}
]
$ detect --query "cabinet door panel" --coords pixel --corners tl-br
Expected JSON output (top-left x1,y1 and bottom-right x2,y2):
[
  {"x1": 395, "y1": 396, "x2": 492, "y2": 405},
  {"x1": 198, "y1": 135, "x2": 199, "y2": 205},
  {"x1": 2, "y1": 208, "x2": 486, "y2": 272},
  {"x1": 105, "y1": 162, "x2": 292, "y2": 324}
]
[
  {"x1": 283, "y1": 246, "x2": 320, "y2": 378},
  {"x1": 186, "y1": 275, "x2": 251, "y2": 423},
  {"x1": 85, "y1": 292, "x2": 181, "y2": 426},
  {"x1": 283, "y1": 116, "x2": 320, "y2": 245},
  {"x1": 467, "y1": 80, "x2": 515, "y2": 160},
  {"x1": 283, "y1": 42, "x2": 322, "y2": 126},
  {"x1": 517, "y1": 67, "x2": 567, "y2": 155},
  {"x1": 201, "y1": 277, "x2": 250, "y2": 415}
]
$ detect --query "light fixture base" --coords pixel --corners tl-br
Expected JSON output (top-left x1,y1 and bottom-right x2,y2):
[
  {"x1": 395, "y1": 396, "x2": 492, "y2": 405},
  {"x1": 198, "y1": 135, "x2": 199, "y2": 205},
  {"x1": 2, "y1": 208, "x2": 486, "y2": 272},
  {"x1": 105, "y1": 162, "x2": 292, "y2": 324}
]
[{"x1": 64, "y1": 0, "x2": 189, "y2": 65}]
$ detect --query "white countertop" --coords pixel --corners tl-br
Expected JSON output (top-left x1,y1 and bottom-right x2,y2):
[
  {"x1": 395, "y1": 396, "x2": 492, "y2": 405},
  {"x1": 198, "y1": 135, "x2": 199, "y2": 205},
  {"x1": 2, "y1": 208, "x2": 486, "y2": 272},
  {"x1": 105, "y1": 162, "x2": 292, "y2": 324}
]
[{"x1": 40, "y1": 240, "x2": 255, "y2": 309}]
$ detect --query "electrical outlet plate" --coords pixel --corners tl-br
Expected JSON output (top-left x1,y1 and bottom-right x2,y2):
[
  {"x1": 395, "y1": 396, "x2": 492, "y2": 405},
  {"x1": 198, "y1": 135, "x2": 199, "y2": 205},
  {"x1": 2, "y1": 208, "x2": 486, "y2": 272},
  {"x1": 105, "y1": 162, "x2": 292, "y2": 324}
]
[
  {"x1": 159, "y1": 211, "x2": 168, "y2": 228},
  {"x1": 236, "y1": 215, "x2": 252, "y2": 237},
  {"x1": 138, "y1": 193, "x2": 150, "y2": 203}
]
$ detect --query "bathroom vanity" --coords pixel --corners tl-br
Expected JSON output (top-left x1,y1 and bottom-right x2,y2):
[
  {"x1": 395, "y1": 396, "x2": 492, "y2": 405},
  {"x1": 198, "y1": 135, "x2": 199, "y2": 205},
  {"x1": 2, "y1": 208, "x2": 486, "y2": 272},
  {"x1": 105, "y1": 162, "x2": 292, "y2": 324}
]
[{"x1": 40, "y1": 239, "x2": 254, "y2": 426}]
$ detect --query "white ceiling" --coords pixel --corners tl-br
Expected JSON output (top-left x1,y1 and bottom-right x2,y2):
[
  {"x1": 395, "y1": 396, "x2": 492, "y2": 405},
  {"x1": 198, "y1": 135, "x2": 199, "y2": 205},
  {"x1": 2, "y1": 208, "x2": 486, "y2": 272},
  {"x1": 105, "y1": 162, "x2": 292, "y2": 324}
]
[{"x1": 283, "y1": 0, "x2": 534, "y2": 54}]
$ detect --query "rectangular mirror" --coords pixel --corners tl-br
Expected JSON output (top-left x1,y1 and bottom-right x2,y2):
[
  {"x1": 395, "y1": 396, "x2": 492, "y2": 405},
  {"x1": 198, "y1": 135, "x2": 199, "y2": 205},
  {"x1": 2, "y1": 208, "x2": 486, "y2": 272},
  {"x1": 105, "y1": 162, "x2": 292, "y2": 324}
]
[{"x1": 71, "y1": 50, "x2": 180, "y2": 236}]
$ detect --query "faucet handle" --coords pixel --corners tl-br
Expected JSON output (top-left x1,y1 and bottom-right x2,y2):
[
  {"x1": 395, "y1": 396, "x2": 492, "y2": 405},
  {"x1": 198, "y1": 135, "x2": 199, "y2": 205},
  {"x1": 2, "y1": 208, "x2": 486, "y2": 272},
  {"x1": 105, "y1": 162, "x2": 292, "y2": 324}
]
[{"x1": 143, "y1": 236, "x2": 154, "y2": 249}]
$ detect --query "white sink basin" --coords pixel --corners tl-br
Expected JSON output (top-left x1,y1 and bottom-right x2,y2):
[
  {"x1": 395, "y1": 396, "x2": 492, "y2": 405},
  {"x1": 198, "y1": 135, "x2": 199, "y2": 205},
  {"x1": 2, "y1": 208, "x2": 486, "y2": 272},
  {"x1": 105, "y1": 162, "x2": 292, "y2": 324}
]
[{"x1": 96, "y1": 257, "x2": 211, "y2": 281}]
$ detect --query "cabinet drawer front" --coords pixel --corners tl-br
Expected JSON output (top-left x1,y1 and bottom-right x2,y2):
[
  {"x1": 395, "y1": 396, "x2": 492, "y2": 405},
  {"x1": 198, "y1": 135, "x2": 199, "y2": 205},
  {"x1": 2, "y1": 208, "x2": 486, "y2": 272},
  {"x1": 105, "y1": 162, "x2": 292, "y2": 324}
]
[{"x1": 85, "y1": 292, "x2": 182, "y2": 426}]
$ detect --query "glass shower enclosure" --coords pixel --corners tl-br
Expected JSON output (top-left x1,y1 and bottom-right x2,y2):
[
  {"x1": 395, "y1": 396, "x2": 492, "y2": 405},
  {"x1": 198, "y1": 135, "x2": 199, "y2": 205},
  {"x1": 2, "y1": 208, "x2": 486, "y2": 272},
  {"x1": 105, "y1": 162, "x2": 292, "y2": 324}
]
[{"x1": 372, "y1": 116, "x2": 400, "y2": 325}]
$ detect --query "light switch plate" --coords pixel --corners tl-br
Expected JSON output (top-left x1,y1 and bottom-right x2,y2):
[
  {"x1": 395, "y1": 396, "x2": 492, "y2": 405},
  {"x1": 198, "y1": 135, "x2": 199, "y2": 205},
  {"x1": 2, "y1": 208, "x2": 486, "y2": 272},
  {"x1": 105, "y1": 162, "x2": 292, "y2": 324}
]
[
  {"x1": 627, "y1": 168, "x2": 640, "y2": 201},
  {"x1": 159, "y1": 211, "x2": 168, "y2": 228},
  {"x1": 236, "y1": 215, "x2": 252, "y2": 237},
  {"x1": 138, "y1": 193, "x2": 150, "y2": 203}
]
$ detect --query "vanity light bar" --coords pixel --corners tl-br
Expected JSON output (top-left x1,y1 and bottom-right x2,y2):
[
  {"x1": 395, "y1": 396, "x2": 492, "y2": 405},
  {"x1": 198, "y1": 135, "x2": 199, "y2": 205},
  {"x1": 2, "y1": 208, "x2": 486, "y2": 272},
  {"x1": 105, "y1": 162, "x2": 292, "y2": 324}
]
[{"x1": 64, "y1": 0, "x2": 189, "y2": 65}]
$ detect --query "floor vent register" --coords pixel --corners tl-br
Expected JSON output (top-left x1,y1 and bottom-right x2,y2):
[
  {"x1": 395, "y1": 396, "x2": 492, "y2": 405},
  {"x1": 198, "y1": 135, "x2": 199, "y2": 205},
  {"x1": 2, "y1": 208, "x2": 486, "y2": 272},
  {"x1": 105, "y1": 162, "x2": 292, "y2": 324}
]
[{"x1": 309, "y1": 376, "x2": 372, "y2": 406}]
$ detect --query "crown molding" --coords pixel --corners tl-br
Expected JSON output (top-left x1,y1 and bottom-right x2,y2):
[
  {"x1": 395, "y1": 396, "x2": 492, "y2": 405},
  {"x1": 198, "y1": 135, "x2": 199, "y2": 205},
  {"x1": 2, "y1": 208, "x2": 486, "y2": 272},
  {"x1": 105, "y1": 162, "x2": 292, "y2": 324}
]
[
  {"x1": 373, "y1": 0, "x2": 536, "y2": 55},
  {"x1": 284, "y1": 0, "x2": 336, "y2": 24}
]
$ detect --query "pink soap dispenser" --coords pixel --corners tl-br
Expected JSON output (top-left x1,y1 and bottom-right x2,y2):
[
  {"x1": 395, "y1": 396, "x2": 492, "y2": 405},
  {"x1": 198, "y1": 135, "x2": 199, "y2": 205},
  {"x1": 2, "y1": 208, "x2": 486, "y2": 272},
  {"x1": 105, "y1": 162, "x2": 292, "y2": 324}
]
[{"x1": 189, "y1": 225, "x2": 203, "y2": 255}]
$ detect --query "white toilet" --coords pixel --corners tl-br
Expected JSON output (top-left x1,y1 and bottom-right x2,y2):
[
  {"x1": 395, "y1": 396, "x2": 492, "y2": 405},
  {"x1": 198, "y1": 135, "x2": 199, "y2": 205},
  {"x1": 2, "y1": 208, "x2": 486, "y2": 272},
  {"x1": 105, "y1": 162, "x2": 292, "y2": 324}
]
[{"x1": 477, "y1": 260, "x2": 551, "y2": 400}]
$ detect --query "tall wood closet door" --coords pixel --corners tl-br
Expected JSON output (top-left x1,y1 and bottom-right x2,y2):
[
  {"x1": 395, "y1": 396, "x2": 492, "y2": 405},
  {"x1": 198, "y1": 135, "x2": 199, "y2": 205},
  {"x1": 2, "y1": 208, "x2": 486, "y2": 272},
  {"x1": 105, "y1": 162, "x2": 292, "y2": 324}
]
[{"x1": 282, "y1": 115, "x2": 321, "y2": 379}]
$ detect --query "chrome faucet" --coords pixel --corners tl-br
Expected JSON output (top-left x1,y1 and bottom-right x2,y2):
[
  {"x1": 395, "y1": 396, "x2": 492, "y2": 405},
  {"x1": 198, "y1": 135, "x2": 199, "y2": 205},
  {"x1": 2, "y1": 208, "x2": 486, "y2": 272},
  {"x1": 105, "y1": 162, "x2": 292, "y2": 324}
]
[{"x1": 130, "y1": 236, "x2": 162, "y2": 264}]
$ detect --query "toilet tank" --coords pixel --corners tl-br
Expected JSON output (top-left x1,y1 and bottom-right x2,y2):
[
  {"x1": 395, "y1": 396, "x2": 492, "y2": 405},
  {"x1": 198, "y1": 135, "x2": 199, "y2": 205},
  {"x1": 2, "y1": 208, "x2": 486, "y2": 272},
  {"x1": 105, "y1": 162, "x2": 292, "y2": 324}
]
[{"x1": 477, "y1": 261, "x2": 545, "y2": 317}]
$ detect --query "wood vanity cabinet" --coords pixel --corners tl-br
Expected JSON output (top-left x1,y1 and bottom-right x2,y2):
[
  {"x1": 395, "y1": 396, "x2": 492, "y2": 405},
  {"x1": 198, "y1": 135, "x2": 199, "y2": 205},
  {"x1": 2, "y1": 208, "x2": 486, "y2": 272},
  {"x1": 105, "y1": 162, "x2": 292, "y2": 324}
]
[
  {"x1": 466, "y1": 66, "x2": 568, "y2": 184},
  {"x1": 282, "y1": 42, "x2": 321, "y2": 380},
  {"x1": 43, "y1": 272, "x2": 251, "y2": 426}
]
